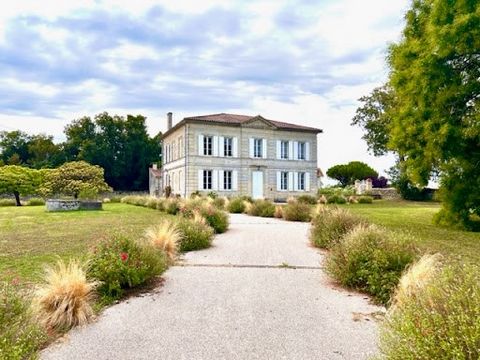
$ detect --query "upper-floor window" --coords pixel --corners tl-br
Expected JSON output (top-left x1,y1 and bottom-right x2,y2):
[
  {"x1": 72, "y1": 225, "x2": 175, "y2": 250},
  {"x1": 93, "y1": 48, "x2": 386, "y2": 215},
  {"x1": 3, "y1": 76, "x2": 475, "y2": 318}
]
[
  {"x1": 224, "y1": 137, "x2": 233, "y2": 157},
  {"x1": 203, "y1": 170, "x2": 212, "y2": 190},
  {"x1": 281, "y1": 141, "x2": 289, "y2": 159},
  {"x1": 281, "y1": 171, "x2": 288, "y2": 190},
  {"x1": 298, "y1": 142, "x2": 306, "y2": 160},
  {"x1": 254, "y1": 138, "x2": 263, "y2": 158},
  {"x1": 178, "y1": 136, "x2": 183, "y2": 158},
  {"x1": 298, "y1": 172, "x2": 306, "y2": 190},
  {"x1": 203, "y1": 136, "x2": 213, "y2": 156},
  {"x1": 224, "y1": 170, "x2": 232, "y2": 190}
]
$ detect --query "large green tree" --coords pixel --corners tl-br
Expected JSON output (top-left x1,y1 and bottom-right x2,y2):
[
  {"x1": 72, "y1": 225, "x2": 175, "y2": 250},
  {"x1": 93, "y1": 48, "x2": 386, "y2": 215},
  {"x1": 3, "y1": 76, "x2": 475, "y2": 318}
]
[
  {"x1": 387, "y1": 0, "x2": 480, "y2": 228},
  {"x1": 326, "y1": 161, "x2": 378, "y2": 187},
  {"x1": 0, "y1": 131, "x2": 30, "y2": 165},
  {"x1": 0, "y1": 166, "x2": 43, "y2": 206}
]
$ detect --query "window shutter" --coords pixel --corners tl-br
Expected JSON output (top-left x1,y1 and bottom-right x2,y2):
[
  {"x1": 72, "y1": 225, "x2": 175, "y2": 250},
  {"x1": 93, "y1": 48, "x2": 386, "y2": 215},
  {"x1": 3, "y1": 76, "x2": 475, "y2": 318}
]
[
  {"x1": 198, "y1": 170, "x2": 203, "y2": 190},
  {"x1": 218, "y1": 137, "x2": 224, "y2": 157},
  {"x1": 276, "y1": 140, "x2": 281, "y2": 160},
  {"x1": 276, "y1": 171, "x2": 281, "y2": 191},
  {"x1": 305, "y1": 142, "x2": 310, "y2": 161},
  {"x1": 293, "y1": 171, "x2": 298, "y2": 191},
  {"x1": 212, "y1": 170, "x2": 218, "y2": 190},
  {"x1": 232, "y1": 170, "x2": 238, "y2": 191},
  {"x1": 262, "y1": 139, "x2": 267, "y2": 159},
  {"x1": 198, "y1": 135, "x2": 204, "y2": 156},
  {"x1": 249, "y1": 138, "x2": 254, "y2": 158},
  {"x1": 218, "y1": 170, "x2": 224, "y2": 190},
  {"x1": 288, "y1": 172, "x2": 294, "y2": 191},
  {"x1": 305, "y1": 172, "x2": 311, "y2": 191},
  {"x1": 293, "y1": 141, "x2": 298, "y2": 160},
  {"x1": 288, "y1": 141, "x2": 294, "y2": 160},
  {"x1": 233, "y1": 137, "x2": 238, "y2": 157},
  {"x1": 213, "y1": 136, "x2": 219, "y2": 156}
]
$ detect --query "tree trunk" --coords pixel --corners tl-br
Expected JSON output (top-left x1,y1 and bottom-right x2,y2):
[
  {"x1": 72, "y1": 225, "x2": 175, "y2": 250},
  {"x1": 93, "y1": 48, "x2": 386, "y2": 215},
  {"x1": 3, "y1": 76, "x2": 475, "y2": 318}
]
[{"x1": 13, "y1": 191, "x2": 21, "y2": 206}]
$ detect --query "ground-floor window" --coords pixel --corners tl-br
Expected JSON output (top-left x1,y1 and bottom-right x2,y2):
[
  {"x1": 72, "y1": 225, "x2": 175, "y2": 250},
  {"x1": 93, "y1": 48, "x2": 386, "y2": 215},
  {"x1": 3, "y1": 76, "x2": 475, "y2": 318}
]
[
  {"x1": 298, "y1": 172, "x2": 306, "y2": 191},
  {"x1": 224, "y1": 170, "x2": 232, "y2": 190},
  {"x1": 281, "y1": 171, "x2": 288, "y2": 190},
  {"x1": 203, "y1": 170, "x2": 212, "y2": 190}
]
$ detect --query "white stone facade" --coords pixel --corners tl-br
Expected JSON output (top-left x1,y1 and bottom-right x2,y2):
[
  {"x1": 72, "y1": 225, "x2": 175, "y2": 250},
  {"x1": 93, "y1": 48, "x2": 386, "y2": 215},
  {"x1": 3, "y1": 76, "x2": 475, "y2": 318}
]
[{"x1": 155, "y1": 114, "x2": 322, "y2": 200}]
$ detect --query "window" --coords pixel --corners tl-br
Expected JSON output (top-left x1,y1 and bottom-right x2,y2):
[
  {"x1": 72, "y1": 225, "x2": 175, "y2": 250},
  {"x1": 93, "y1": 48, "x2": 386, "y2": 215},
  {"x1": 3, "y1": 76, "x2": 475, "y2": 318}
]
[
  {"x1": 203, "y1": 170, "x2": 212, "y2": 190},
  {"x1": 254, "y1": 138, "x2": 263, "y2": 158},
  {"x1": 281, "y1": 141, "x2": 289, "y2": 159},
  {"x1": 224, "y1": 137, "x2": 233, "y2": 157},
  {"x1": 298, "y1": 172, "x2": 306, "y2": 191},
  {"x1": 178, "y1": 136, "x2": 183, "y2": 158},
  {"x1": 203, "y1": 136, "x2": 213, "y2": 156},
  {"x1": 224, "y1": 170, "x2": 232, "y2": 190},
  {"x1": 298, "y1": 142, "x2": 306, "y2": 160},
  {"x1": 281, "y1": 171, "x2": 288, "y2": 191}
]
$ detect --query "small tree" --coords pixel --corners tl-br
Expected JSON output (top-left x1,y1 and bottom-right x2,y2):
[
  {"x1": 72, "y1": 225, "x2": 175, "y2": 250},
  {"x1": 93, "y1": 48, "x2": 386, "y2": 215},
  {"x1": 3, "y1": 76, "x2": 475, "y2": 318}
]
[
  {"x1": 0, "y1": 165, "x2": 42, "y2": 206},
  {"x1": 41, "y1": 161, "x2": 111, "y2": 199},
  {"x1": 327, "y1": 161, "x2": 378, "y2": 187}
]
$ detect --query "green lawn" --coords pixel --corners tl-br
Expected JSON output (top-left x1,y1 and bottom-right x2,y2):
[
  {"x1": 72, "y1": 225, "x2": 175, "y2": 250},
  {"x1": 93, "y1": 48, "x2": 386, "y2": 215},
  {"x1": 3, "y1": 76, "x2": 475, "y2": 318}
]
[
  {"x1": 342, "y1": 200, "x2": 480, "y2": 263},
  {"x1": 0, "y1": 203, "x2": 168, "y2": 283}
]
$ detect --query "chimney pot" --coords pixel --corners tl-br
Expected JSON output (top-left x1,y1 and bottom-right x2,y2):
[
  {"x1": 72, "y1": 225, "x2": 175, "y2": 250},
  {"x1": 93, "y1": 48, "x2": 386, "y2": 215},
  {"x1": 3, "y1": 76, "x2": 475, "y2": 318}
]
[{"x1": 167, "y1": 112, "x2": 173, "y2": 130}]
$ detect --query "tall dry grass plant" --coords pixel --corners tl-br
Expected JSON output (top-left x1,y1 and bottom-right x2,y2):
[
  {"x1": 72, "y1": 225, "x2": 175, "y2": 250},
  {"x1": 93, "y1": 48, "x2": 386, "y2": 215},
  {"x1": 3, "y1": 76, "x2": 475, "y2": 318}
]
[{"x1": 145, "y1": 220, "x2": 181, "y2": 261}]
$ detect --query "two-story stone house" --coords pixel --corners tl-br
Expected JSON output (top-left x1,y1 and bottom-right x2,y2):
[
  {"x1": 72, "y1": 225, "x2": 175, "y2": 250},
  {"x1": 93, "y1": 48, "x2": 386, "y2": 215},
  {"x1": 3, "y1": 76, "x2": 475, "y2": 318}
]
[{"x1": 151, "y1": 112, "x2": 322, "y2": 200}]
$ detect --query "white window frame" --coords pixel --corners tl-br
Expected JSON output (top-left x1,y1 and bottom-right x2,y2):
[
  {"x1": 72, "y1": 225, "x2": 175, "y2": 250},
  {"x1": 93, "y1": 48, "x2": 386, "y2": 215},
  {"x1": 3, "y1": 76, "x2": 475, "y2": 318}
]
[
  {"x1": 203, "y1": 170, "x2": 213, "y2": 190},
  {"x1": 253, "y1": 138, "x2": 263, "y2": 158},
  {"x1": 224, "y1": 137, "x2": 233, "y2": 157},
  {"x1": 203, "y1": 136, "x2": 213, "y2": 156},
  {"x1": 280, "y1": 171, "x2": 288, "y2": 191},
  {"x1": 298, "y1": 142, "x2": 306, "y2": 160},
  {"x1": 223, "y1": 170, "x2": 233, "y2": 190},
  {"x1": 298, "y1": 172, "x2": 306, "y2": 191},
  {"x1": 281, "y1": 141, "x2": 289, "y2": 160}
]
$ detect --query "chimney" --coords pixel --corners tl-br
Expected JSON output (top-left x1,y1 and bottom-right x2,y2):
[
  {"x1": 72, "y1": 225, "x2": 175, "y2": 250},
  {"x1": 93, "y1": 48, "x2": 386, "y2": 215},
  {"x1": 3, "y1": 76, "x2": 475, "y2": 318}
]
[{"x1": 167, "y1": 112, "x2": 173, "y2": 130}]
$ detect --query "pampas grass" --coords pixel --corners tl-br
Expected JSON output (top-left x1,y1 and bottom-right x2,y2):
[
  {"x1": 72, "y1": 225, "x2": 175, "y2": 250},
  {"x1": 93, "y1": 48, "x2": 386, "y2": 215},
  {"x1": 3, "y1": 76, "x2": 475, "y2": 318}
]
[
  {"x1": 392, "y1": 253, "x2": 443, "y2": 308},
  {"x1": 33, "y1": 260, "x2": 96, "y2": 331},
  {"x1": 192, "y1": 210, "x2": 207, "y2": 225},
  {"x1": 243, "y1": 200, "x2": 253, "y2": 214},
  {"x1": 145, "y1": 220, "x2": 181, "y2": 260},
  {"x1": 274, "y1": 205, "x2": 283, "y2": 218}
]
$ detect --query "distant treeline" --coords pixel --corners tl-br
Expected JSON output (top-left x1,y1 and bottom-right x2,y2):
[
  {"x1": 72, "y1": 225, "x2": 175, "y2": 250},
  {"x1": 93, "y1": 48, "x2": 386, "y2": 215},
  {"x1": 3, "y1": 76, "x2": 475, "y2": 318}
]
[{"x1": 0, "y1": 112, "x2": 162, "y2": 191}]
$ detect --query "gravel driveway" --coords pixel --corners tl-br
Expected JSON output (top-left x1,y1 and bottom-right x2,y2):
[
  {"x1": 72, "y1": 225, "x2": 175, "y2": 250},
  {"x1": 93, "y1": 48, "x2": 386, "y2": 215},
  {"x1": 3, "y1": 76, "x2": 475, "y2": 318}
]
[{"x1": 42, "y1": 214, "x2": 382, "y2": 360}]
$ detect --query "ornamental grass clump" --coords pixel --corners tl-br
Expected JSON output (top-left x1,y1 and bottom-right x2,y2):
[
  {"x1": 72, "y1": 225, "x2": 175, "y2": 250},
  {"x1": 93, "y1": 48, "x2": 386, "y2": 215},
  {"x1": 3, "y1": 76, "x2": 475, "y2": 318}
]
[
  {"x1": 357, "y1": 196, "x2": 373, "y2": 204},
  {"x1": 27, "y1": 197, "x2": 45, "y2": 206},
  {"x1": 1, "y1": 282, "x2": 47, "y2": 359},
  {"x1": 227, "y1": 197, "x2": 245, "y2": 213},
  {"x1": 282, "y1": 200, "x2": 312, "y2": 222},
  {"x1": 176, "y1": 217, "x2": 214, "y2": 252},
  {"x1": 88, "y1": 234, "x2": 167, "y2": 303},
  {"x1": 246, "y1": 199, "x2": 275, "y2": 217},
  {"x1": 310, "y1": 207, "x2": 364, "y2": 249},
  {"x1": 325, "y1": 224, "x2": 417, "y2": 305},
  {"x1": 274, "y1": 205, "x2": 283, "y2": 219},
  {"x1": 379, "y1": 263, "x2": 480, "y2": 359},
  {"x1": 144, "y1": 220, "x2": 181, "y2": 261},
  {"x1": 33, "y1": 260, "x2": 97, "y2": 331}
]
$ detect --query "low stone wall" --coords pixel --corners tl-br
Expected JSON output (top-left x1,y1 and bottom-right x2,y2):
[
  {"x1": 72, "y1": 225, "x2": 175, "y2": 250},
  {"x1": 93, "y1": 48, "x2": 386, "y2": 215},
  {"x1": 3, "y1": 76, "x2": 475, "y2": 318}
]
[
  {"x1": 46, "y1": 199, "x2": 102, "y2": 211},
  {"x1": 370, "y1": 188, "x2": 401, "y2": 200}
]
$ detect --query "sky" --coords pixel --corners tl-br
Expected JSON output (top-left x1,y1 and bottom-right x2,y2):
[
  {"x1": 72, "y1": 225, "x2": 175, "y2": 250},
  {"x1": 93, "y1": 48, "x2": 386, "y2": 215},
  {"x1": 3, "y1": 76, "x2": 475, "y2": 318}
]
[{"x1": 0, "y1": 0, "x2": 410, "y2": 180}]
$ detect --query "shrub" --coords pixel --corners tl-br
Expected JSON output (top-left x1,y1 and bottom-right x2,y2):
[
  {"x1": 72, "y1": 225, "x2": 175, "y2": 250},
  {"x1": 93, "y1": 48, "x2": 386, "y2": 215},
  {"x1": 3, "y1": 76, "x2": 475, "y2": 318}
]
[
  {"x1": 146, "y1": 197, "x2": 159, "y2": 209},
  {"x1": 0, "y1": 199, "x2": 16, "y2": 207},
  {"x1": 325, "y1": 224, "x2": 417, "y2": 305},
  {"x1": 109, "y1": 196, "x2": 122, "y2": 203},
  {"x1": 347, "y1": 196, "x2": 358, "y2": 204},
  {"x1": 274, "y1": 205, "x2": 283, "y2": 219},
  {"x1": 33, "y1": 260, "x2": 97, "y2": 330},
  {"x1": 103, "y1": 198, "x2": 111, "y2": 203},
  {"x1": 318, "y1": 195, "x2": 327, "y2": 204},
  {"x1": 144, "y1": 220, "x2": 181, "y2": 261},
  {"x1": 88, "y1": 234, "x2": 167, "y2": 303},
  {"x1": 164, "y1": 198, "x2": 181, "y2": 215},
  {"x1": 0, "y1": 282, "x2": 47, "y2": 359},
  {"x1": 227, "y1": 197, "x2": 245, "y2": 213},
  {"x1": 310, "y1": 207, "x2": 364, "y2": 249},
  {"x1": 327, "y1": 194, "x2": 347, "y2": 204},
  {"x1": 296, "y1": 195, "x2": 317, "y2": 205},
  {"x1": 155, "y1": 198, "x2": 165, "y2": 211},
  {"x1": 380, "y1": 263, "x2": 480, "y2": 359},
  {"x1": 176, "y1": 218, "x2": 214, "y2": 252},
  {"x1": 27, "y1": 197, "x2": 45, "y2": 206},
  {"x1": 282, "y1": 201, "x2": 312, "y2": 222},
  {"x1": 213, "y1": 196, "x2": 226, "y2": 209},
  {"x1": 246, "y1": 199, "x2": 275, "y2": 217},
  {"x1": 203, "y1": 206, "x2": 229, "y2": 233},
  {"x1": 357, "y1": 196, "x2": 373, "y2": 204}
]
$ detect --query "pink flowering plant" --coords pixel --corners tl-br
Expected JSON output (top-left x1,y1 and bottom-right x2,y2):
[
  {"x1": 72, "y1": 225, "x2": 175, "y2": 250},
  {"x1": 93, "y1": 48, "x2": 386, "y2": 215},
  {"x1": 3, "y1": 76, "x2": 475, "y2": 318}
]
[{"x1": 88, "y1": 234, "x2": 167, "y2": 303}]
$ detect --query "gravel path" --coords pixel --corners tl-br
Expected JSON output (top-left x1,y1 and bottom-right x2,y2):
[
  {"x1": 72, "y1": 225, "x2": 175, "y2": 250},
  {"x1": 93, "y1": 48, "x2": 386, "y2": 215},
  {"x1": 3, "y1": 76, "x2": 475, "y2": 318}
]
[{"x1": 42, "y1": 214, "x2": 382, "y2": 360}]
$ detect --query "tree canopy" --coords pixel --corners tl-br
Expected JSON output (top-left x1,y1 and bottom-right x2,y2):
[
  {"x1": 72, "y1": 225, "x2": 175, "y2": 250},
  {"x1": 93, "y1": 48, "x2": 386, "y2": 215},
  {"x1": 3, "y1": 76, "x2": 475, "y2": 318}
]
[
  {"x1": 0, "y1": 166, "x2": 43, "y2": 205},
  {"x1": 326, "y1": 161, "x2": 378, "y2": 187},
  {"x1": 353, "y1": 0, "x2": 480, "y2": 228},
  {"x1": 40, "y1": 161, "x2": 111, "y2": 199}
]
